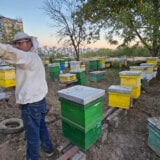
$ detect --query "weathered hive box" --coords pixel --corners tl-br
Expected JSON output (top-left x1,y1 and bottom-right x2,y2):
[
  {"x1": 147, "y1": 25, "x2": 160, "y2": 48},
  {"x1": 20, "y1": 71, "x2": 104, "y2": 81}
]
[
  {"x1": 0, "y1": 66, "x2": 16, "y2": 88},
  {"x1": 59, "y1": 73, "x2": 77, "y2": 82},
  {"x1": 57, "y1": 85, "x2": 105, "y2": 151},
  {"x1": 108, "y1": 85, "x2": 132, "y2": 109},
  {"x1": 89, "y1": 71, "x2": 106, "y2": 82},
  {"x1": 147, "y1": 117, "x2": 160, "y2": 156}
]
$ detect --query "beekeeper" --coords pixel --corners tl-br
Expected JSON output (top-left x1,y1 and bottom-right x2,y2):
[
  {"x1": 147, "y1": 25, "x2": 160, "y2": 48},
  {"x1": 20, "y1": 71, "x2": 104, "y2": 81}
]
[{"x1": 0, "y1": 32, "x2": 54, "y2": 160}]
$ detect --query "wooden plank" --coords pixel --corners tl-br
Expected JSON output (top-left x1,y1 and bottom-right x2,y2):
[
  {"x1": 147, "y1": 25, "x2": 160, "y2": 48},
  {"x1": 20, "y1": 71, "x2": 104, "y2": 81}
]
[{"x1": 56, "y1": 146, "x2": 79, "y2": 160}]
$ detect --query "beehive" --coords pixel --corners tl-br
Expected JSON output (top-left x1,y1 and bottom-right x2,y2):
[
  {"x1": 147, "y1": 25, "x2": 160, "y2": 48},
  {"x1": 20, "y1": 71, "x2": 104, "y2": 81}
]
[
  {"x1": 119, "y1": 71, "x2": 141, "y2": 87},
  {"x1": 0, "y1": 69, "x2": 15, "y2": 79},
  {"x1": 119, "y1": 71, "x2": 141, "y2": 99},
  {"x1": 59, "y1": 73, "x2": 77, "y2": 82},
  {"x1": 108, "y1": 85, "x2": 132, "y2": 109},
  {"x1": 0, "y1": 66, "x2": 16, "y2": 88},
  {"x1": 70, "y1": 70, "x2": 86, "y2": 85},
  {"x1": 147, "y1": 117, "x2": 160, "y2": 156},
  {"x1": 129, "y1": 66, "x2": 147, "y2": 79},
  {"x1": 57, "y1": 85, "x2": 105, "y2": 151},
  {"x1": 89, "y1": 71, "x2": 106, "y2": 82},
  {"x1": 99, "y1": 57, "x2": 105, "y2": 69},
  {"x1": 140, "y1": 63, "x2": 154, "y2": 73},
  {"x1": 88, "y1": 60, "x2": 100, "y2": 71},
  {"x1": 70, "y1": 61, "x2": 81, "y2": 72},
  {"x1": 146, "y1": 57, "x2": 158, "y2": 70},
  {"x1": 80, "y1": 64, "x2": 86, "y2": 71},
  {"x1": 48, "y1": 63, "x2": 60, "y2": 79}
]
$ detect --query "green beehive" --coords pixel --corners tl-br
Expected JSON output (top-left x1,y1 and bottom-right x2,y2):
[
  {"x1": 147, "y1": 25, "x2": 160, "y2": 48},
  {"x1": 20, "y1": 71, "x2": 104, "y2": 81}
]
[
  {"x1": 147, "y1": 117, "x2": 160, "y2": 156},
  {"x1": 89, "y1": 71, "x2": 106, "y2": 82},
  {"x1": 48, "y1": 63, "x2": 60, "y2": 78},
  {"x1": 89, "y1": 60, "x2": 100, "y2": 71},
  {"x1": 70, "y1": 70, "x2": 86, "y2": 85},
  {"x1": 57, "y1": 85, "x2": 105, "y2": 151},
  {"x1": 62, "y1": 119, "x2": 102, "y2": 151}
]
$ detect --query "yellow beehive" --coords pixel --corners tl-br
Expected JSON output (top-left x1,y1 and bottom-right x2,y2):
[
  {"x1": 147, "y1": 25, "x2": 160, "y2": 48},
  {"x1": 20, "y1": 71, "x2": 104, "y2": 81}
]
[
  {"x1": 129, "y1": 66, "x2": 147, "y2": 79},
  {"x1": 99, "y1": 57, "x2": 105, "y2": 63},
  {"x1": 119, "y1": 71, "x2": 141, "y2": 87},
  {"x1": 0, "y1": 69, "x2": 15, "y2": 79},
  {"x1": 108, "y1": 85, "x2": 132, "y2": 109},
  {"x1": 146, "y1": 57, "x2": 158, "y2": 70},
  {"x1": 105, "y1": 62, "x2": 111, "y2": 68},
  {"x1": 0, "y1": 79, "x2": 16, "y2": 88},
  {"x1": 131, "y1": 86, "x2": 141, "y2": 99},
  {"x1": 80, "y1": 65, "x2": 85, "y2": 71},
  {"x1": 59, "y1": 73, "x2": 77, "y2": 82},
  {"x1": 44, "y1": 60, "x2": 49, "y2": 65},
  {"x1": 140, "y1": 63, "x2": 153, "y2": 73}
]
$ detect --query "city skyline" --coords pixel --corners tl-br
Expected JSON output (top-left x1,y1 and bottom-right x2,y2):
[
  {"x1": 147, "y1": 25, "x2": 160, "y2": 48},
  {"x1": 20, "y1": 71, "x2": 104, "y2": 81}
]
[{"x1": 0, "y1": 0, "x2": 115, "y2": 49}]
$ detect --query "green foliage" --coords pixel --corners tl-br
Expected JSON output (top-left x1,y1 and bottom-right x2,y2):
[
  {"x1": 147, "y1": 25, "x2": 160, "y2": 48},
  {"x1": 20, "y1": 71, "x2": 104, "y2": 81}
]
[
  {"x1": 79, "y1": 0, "x2": 160, "y2": 56},
  {"x1": 80, "y1": 47, "x2": 150, "y2": 58}
]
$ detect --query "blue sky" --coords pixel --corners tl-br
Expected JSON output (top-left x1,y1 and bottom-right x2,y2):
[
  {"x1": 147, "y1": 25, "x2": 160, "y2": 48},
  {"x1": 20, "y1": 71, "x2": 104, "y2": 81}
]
[{"x1": 0, "y1": 0, "x2": 111, "y2": 49}]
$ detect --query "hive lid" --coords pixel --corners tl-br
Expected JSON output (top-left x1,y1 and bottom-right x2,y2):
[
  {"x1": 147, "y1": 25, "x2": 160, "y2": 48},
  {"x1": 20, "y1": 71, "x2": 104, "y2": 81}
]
[
  {"x1": 48, "y1": 63, "x2": 60, "y2": 67},
  {"x1": 57, "y1": 85, "x2": 105, "y2": 105},
  {"x1": 140, "y1": 63, "x2": 153, "y2": 67},
  {"x1": 59, "y1": 73, "x2": 76, "y2": 77},
  {"x1": 146, "y1": 57, "x2": 158, "y2": 60},
  {"x1": 90, "y1": 71, "x2": 106, "y2": 74},
  {"x1": 129, "y1": 66, "x2": 147, "y2": 70},
  {"x1": 108, "y1": 85, "x2": 132, "y2": 93},
  {"x1": 119, "y1": 70, "x2": 142, "y2": 76},
  {"x1": 70, "y1": 69, "x2": 85, "y2": 73},
  {"x1": 0, "y1": 66, "x2": 15, "y2": 70},
  {"x1": 148, "y1": 117, "x2": 160, "y2": 130}
]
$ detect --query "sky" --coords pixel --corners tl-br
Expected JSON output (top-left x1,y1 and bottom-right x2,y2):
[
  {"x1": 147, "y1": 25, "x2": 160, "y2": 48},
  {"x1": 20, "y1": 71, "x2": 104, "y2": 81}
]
[{"x1": 0, "y1": 0, "x2": 114, "y2": 49}]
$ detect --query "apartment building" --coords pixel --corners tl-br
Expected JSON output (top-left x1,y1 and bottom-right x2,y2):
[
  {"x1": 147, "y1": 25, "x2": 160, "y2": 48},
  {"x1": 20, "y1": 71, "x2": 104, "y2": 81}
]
[{"x1": 0, "y1": 16, "x2": 23, "y2": 43}]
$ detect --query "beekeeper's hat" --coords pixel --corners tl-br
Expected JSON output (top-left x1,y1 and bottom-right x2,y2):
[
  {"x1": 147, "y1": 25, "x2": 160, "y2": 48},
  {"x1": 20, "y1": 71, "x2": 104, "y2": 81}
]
[
  {"x1": 12, "y1": 32, "x2": 33, "y2": 42},
  {"x1": 11, "y1": 32, "x2": 39, "y2": 50}
]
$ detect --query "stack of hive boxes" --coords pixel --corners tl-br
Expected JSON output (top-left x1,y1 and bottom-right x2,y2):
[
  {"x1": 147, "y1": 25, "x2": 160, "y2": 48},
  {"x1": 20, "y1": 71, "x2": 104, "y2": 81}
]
[
  {"x1": 0, "y1": 66, "x2": 16, "y2": 88},
  {"x1": 57, "y1": 85, "x2": 105, "y2": 151}
]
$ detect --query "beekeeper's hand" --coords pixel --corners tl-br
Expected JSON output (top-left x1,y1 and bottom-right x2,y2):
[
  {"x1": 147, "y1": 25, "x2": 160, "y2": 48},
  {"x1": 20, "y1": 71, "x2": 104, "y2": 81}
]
[{"x1": 0, "y1": 43, "x2": 8, "y2": 57}]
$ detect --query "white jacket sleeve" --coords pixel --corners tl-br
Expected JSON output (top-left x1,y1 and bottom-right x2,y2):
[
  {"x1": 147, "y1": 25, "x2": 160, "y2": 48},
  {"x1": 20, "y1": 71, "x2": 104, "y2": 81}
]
[{"x1": 0, "y1": 43, "x2": 33, "y2": 65}]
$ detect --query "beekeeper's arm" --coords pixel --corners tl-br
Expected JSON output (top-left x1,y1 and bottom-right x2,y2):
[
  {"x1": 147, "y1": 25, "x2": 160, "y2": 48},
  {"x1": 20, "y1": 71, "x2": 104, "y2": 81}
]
[{"x1": 0, "y1": 43, "x2": 32, "y2": 64}]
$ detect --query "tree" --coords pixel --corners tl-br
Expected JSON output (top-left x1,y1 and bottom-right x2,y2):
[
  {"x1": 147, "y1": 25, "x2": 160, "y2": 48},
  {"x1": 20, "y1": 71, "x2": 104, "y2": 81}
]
[
  {"x1": 80, "y1": 0, "x2": 160, "y2": 56},
  {"x1": 42, "y1": 0, "x2": 99, "y2": 60}
]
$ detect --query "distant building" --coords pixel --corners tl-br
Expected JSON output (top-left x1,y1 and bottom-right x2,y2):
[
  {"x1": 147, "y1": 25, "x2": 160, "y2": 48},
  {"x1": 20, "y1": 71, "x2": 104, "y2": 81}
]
[{"x1": 0, "y1": 16, "x2": 23, "y2": 43}]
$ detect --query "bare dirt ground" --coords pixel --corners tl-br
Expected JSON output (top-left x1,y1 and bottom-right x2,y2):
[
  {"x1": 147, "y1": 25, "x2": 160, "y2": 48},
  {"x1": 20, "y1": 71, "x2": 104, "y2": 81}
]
[{"x1": 0, "y1": 66, "x2": 160, "y2": 160}]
